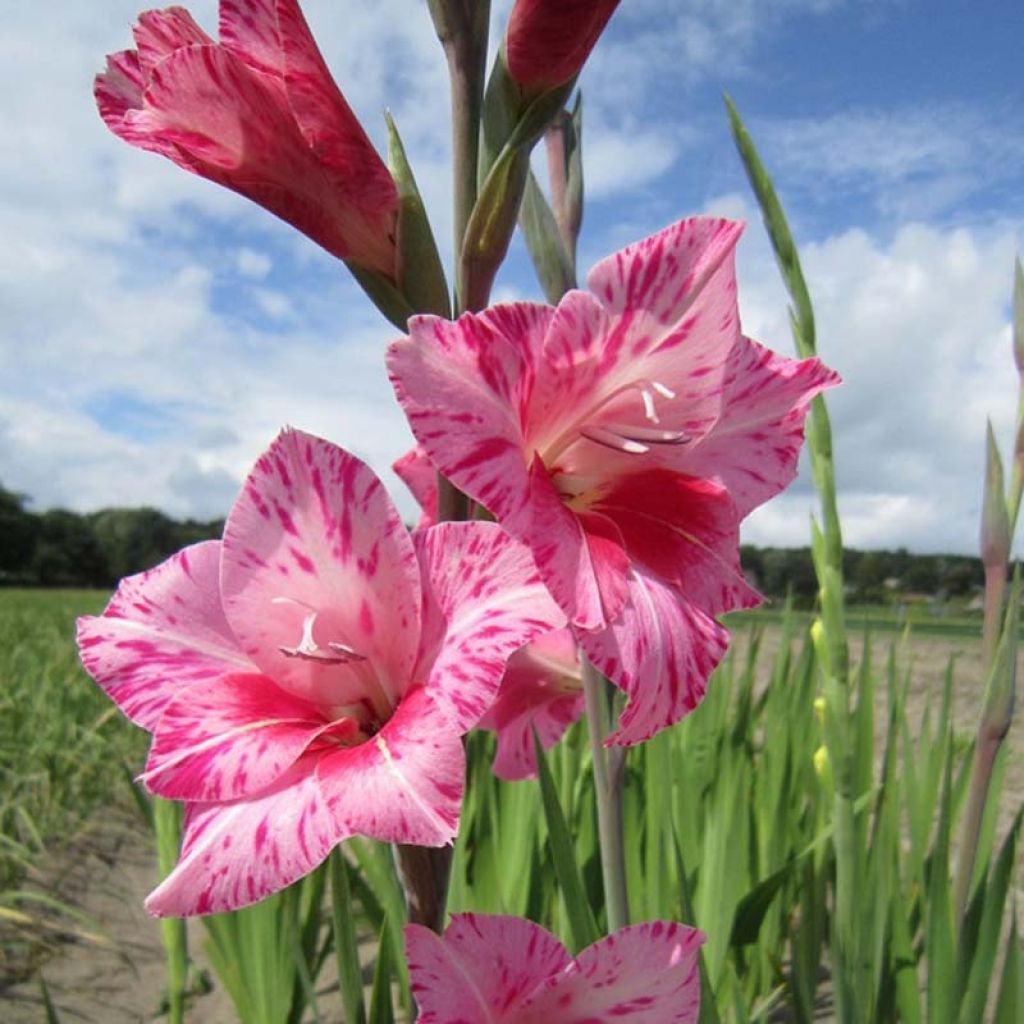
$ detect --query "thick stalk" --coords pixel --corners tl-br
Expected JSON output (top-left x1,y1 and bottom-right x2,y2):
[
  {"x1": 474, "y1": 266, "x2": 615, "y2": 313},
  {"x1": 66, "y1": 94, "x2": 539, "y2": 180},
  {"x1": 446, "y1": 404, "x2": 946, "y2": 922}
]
[
  {"x1": 427, "y1": 0, "x2": 491, "y2": 304},
  {"x1": 393, "y1": 843, "x2": 455, "y2": 932},
  {"x1": 581, "y1": 654, "x2": 629, "y2": 931},
  {"x1": 397, "y1": 1, "x2": 490, "y2": 935}
]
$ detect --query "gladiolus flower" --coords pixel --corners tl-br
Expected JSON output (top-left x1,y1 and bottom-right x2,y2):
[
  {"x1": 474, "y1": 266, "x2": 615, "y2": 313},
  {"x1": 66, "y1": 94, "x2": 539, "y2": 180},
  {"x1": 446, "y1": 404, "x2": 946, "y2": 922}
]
[
  {"x1": 505, "y1": 0, "x2": 620, "y2": 95},
  {"x1": 77, "y1": 429, "x2": 564, "y2": 915},
  {"x1": 95, "y1": 0, "x2": 399, "y2": 276},
  {"x1": 389, "y1": 216, "x2": 839, "y2": 744},
  {"x1": 478, "y1": 628, "x2": 583, "y2": 780},
  {"x1": 405, "y1": 913, "x2": 703, "y2": 1022}
]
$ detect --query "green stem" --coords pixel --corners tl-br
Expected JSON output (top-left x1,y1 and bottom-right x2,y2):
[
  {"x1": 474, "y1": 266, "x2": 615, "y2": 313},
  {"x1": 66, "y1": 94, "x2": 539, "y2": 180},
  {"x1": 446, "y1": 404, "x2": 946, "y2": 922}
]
[
  {"x1": 581, "y1": 654, "x2": 629, "y2": 932},
  {"x1": 952, "y1": 735, "x2": 1001, "y2": 922},
  {"x1": 394, "y1": 5, "x2": 491, "y2": 935},
  {"x1": 427, "y1": 0, "x2": 491, "y2": 312}
]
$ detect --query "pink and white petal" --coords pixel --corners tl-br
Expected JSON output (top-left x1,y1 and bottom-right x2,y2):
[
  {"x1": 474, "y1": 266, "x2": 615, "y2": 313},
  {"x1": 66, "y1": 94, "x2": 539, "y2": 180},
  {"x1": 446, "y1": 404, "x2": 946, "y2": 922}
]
[
  {"x1": 387, "y1": 307, "x2": 548, "y2": 523},
  {"x1": 406, "y1": 914, "x2": 571, "y2": 1023},
  {"x1": 521, "y1": 922, "x2": 704, "y2": 1022},
  {"x1": 76, "y1": 541, "x2": 251, "y2": 732},
  {"x1": 413, "y1": 521, "x2": 566, "y2": 732},
  {"x1": 478, "y1": 630, "x2": 584, "y2": 781},
  {"x1": 134, "y1": 43, "x2": 300, "y2": 173},
  {"x1": 95, "y1": 51, "x2": 176, "y2": 157},
  {"x1": 221, "y1": 429, "x2": 422, "y2": 709},
  {"x1": 276, "y1": 0, "x2": 397, "y2": 211},
  {"x1": 219, "y1": 0, "x2": 286, "y2": 77},
  {"x1": 393, "y1": 446, "x2": 438, "y2": 528},
  {"x1": 143, "y1": 672, "x2": 351, "y2": 802},
  {"x1": 318, "y1": 687, "x2": 464, "y2": 847},
  {"x1": 679, "y1": 339, "x2": 840, "y2": 516},
  {"x1": 587, "y1": 216, "x2": 743, "y2": 330},
  {"x1": 133, "y1": 8, "x2": 213, "y2": 73},
  {"x1": 528, "y1": 458, "x2": 629, "y2": 631},
  {"x1": 591, "y1": 469, "x2": 761, "y2": 616},
  {"x1": 578, "y1": 572, "x2": 729, "y2": 746},
  {"x1": 145, "y1": 755, "x2": 337, "y2": 917}
]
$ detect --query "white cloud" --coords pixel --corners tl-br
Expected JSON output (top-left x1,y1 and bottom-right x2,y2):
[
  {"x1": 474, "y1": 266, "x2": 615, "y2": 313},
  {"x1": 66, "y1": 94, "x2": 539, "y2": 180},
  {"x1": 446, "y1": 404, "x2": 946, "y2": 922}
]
[
  {"x1": 1, "y1": 0, "x2": 1022, "y2": 562},
  {"x1": 755, "y1": 104, "x2": 1024, "y2": 222}
]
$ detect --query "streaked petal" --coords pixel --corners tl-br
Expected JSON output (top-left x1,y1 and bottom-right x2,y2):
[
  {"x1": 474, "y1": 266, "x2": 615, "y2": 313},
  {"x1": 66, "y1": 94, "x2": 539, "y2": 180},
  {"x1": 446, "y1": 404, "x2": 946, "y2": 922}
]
[
  {"x1": 133, "y1": 8, "x2": 212, "y2": 73},
  {"x1": 219, "y1": 0, "x2": 286, "y2": 76},
  {"x1": 591, "y1": 469, "x2": 761, "y2": 616},
  {"x1": 76, "y1": 541, "x2": 250, "y2": 731},
  {"x1": 221, "y1": 428, "x2": 422, "y2": 708},
  {"x1": 528, "y1": 457, "x2": 629, "y2": 630},
  {"x1": 145, "y1": 755, "x2": 336, "y2": 917},
  {"x1": 587, "y1": 217, "x2": 743, "y2": 330},
  {"x1": 276, "y1": 0, "x2": 396, "y2": 201},
  {"x1": 680, "y1": 337, "x2": 841, "y2": 515},
  {"x1": 318, "y1": 687, "x2": 464, "y2": 847},
  {"x1": 143, "y1": 672, "x2": 350, "y2": 802},
  {"x1": 414, "y1": 521, "x2": 567, "y2": 732},
  {"x1": 405, "y1": 914, "x2": 571, "y2": 1022},
  {"x1": 393, "y1": 446, "x2": 438, "y2": 527},
  {"x1": 478, "y1": 630, "x2": 583, "y2": 781},
  {"x1": 521, "y1": 921, "x2": 704, "y2": 1022},
  {"x1": 387, "y1": 306, "x2": 551, "y2": 523},
  {"x1": 579, "y1": 572, "x2": 729, "y2": 746}
]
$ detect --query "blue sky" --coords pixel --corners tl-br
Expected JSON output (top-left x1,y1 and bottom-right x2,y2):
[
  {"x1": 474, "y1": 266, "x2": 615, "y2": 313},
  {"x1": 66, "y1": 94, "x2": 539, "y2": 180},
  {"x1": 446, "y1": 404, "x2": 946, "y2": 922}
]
[{"x1": 2, "y1": 0, "x2": 1022, "y2": 554}]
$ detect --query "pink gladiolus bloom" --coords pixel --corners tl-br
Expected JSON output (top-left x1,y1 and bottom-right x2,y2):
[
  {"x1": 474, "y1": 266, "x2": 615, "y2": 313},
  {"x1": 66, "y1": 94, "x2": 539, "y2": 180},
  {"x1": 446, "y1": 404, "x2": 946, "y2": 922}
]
[
  {"x1": 478, "y1": 628, "x2": 583, "y2": 780},
  {"x1": 388, "y1": 216, "x2": 840, "y2": 744},
  {"x1": 406, "y1": 913, "x2": 703, "y2": 1022},
  {"x1": 505, "y1": 0, "x2": 620, "y2": 94},
  {"x1": 77, "y1": 429, "x2": 564, "y2": 916},
  {"x1": 95, "y1": 1, "x2": 399, "y2": 277}
]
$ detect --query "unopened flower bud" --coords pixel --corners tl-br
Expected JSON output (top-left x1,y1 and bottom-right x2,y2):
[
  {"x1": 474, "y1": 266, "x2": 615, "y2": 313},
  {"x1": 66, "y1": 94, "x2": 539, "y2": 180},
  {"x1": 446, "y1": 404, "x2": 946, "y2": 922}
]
[{"x1": 980, "y1": 421, "x2": 1010, "y2": 569}]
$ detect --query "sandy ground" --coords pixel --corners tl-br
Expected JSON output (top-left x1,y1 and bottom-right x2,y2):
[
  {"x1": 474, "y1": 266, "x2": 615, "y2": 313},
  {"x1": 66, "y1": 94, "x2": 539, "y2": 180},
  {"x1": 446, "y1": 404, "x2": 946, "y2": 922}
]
[{"x1": 2, "y1": 624, "x2": 1021, "y2": 1022}]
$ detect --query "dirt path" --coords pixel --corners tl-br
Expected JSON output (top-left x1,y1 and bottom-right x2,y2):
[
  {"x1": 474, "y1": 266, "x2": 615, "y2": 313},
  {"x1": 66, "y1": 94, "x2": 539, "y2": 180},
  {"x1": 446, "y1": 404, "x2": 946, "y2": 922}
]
[{"x1": 1, "y1": 816, "x2": 238, "y2": 1023}]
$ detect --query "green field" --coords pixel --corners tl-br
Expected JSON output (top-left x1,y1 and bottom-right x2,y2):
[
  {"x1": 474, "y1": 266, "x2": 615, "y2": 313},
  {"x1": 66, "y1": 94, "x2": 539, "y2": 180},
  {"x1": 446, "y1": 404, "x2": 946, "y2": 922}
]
[
  {"x1": 1, "y1": 588, "x2": 1021, "y2": 1022},
  {"x1": 0, "y1": 589, "x2": 145, "y2": 894}
]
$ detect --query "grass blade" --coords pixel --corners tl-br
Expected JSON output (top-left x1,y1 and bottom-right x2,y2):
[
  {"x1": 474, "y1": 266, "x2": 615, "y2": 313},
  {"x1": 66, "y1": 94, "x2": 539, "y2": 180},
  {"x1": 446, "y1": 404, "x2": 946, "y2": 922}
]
[{"x1": 534, "y1": 732, "x2": 600, "y2": 952}]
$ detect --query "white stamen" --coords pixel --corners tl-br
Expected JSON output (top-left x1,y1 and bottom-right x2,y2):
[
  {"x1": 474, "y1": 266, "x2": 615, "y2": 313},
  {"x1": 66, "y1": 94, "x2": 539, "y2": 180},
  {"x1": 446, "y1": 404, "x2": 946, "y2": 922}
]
[
  {"x1": 640, "y1": 386, "x2": 659, "y2": 423},
  {"x1": 580, "y1": 425, "x2": 650, "y2": 454},
  {"x1": 608, "y1": 424, "x2": 690, "y2": 445},
  {"x1": 651, "y1": 380, "x2": 675, "y2": 400},
  {"x1": 273, "y1": 598, "x2": 365, "y2": 664}
]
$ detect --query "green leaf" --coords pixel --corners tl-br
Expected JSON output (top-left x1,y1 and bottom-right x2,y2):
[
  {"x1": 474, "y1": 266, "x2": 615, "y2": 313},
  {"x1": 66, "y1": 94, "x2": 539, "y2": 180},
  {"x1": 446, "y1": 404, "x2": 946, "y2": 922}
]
[
  {"x1": 519, "y1": 169, "x2": 575, "y2": 302},
  {"x1": 385, "y1": 111, "x2": 451, "y2": 319},
  {"x1": 724, "y1": 94, "x2": 814, "y2": 358},
  {"x1": 960, "y1": 808, "x2": 1023, "y2": 1022},
  {"x1": 367, "y1": 917, "x2": 396, "y2": 1024},
  {"x1": 153, "y1": 797, "x2": 187, "y2": 1024},
  {"x1": 39, "y1": 975, "x2": 61, "y2": 1024},
  {"x1": 330, "y1": 849, "x2": 367, "y2": 1024},
  {"x1": 993, "y1": 910, "x2": 1022, "y2": 1024},
  {"x1": 533, "y1": 731, "x2": 600, "y2": 952}
]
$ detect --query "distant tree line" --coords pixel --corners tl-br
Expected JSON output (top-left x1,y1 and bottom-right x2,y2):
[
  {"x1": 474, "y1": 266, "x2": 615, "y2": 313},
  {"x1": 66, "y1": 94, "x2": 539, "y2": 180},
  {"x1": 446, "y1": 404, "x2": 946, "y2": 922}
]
[
  {"x1": 0, "y1": 483, "x2": 223, "y2": 588},
  {"x1": 0, "y1": 481, "x2": 986, "y2": 599},
  {"x1": 740, "y1": 544, "x2": 985, "y2": 607}
]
